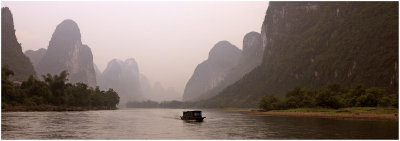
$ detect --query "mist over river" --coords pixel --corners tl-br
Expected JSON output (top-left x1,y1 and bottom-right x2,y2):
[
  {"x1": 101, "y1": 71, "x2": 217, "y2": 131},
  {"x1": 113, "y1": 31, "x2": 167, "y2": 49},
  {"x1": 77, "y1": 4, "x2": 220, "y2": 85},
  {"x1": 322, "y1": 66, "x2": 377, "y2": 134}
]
[{"x1": 1, "y1": 108, "x2": 398, "y2": 139}]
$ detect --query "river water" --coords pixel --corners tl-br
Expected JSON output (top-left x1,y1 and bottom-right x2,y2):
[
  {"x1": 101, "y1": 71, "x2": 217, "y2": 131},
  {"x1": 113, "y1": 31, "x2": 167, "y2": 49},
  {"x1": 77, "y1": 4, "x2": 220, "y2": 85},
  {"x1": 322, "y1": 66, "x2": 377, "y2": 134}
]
[{"x1": 1, "y1": 108, "x2": 398, "y2": 139}]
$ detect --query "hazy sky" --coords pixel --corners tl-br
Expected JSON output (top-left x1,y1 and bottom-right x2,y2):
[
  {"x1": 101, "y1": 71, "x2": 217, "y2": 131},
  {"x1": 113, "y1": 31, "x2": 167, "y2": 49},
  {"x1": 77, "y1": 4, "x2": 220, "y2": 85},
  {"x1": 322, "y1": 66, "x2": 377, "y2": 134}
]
[{"x1": 3, "y1": 1, "x2": 269, "y2": 94}]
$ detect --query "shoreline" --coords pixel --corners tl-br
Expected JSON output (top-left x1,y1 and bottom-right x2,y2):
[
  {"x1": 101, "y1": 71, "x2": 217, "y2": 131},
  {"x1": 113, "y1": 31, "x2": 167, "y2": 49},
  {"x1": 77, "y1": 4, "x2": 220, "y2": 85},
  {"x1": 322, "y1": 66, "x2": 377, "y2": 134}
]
[
  {"x1": 2, "y1": 105, "x2": 117, "y2": 112},
  {"x1": 247, "y1": 109, "x2": 398, "y2": 120},
  {"x1": 219, "y1": 107, "x2": 398, "y2": 120}
]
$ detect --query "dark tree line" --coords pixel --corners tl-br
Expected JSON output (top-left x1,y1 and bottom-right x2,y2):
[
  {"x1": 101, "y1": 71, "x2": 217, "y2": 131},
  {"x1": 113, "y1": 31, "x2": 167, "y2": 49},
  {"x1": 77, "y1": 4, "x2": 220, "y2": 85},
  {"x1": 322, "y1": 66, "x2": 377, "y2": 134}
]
[
  {"x1": 2, "y1": 66, "x2": 120, "y2": 110},
  {"x1": 259, "y1": 84, "x2": 398, "y2": 111},
  {"x1": 126, "y1": 100, "x2": 185, "y2": 108}
]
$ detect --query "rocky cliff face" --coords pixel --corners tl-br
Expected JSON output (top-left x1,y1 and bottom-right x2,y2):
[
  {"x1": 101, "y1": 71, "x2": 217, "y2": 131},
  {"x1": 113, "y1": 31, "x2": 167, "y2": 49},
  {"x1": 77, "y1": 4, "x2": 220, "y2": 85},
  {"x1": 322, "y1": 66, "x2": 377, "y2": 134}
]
[
  {"x1": 100, "y1": 58, "x2": 144, "y2": 106},
  {"x1": 37, "y1": 19, "x2": 96, "y2": 87},
  {"x1": 240, "y1": 32, "x2": 264, "y2": 67},
  {"x1": 205, "y1": 2, "x2": 398, "y2": 107},
  {"x1": 93, "y1": 64, "x2": 102, "y2": 85},
  {"x1": 1, "y1": 7, "x2": 35, "y2": 81},
  {"x1": 183, "y1": 41, "x2": 241, "y2": 101},
  {"x1": 25, "y1": 48, "x2": 47, "y2": 73},
  {"x1": 198, "y1": 32, "x2": 263, "y2": 100}
]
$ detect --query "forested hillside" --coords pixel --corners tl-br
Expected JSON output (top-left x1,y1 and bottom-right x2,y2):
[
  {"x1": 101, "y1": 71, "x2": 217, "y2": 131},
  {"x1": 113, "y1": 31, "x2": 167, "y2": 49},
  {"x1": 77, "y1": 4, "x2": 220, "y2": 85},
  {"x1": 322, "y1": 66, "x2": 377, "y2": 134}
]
[{"x1": 203, "y1": 2, "x2": 398, "y2": 108}]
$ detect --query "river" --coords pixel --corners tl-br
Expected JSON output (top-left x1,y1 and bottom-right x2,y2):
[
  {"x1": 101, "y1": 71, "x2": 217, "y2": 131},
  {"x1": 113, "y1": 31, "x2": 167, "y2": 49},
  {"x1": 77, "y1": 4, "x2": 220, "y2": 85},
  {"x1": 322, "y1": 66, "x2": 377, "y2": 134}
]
[{"x1": 1, "y1": 108, "x2": 398, "y2": 139}]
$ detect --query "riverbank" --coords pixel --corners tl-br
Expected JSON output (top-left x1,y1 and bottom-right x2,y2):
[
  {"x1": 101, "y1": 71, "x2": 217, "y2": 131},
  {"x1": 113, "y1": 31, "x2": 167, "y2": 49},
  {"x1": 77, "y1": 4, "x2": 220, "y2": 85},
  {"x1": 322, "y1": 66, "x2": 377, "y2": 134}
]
[
  {"x1": 2, "y1": 105, "x2": 117, "y2": 112},
  {"x1": 245, "y1": 107, "x2": 398, "y2": 120}
]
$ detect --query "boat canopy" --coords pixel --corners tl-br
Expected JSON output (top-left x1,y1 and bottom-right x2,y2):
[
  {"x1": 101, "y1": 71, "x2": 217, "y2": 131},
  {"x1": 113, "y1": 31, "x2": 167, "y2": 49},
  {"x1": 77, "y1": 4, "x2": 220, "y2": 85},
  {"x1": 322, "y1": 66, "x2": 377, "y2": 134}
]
[{"x1": 183, "y1": 111, "x2": 202, "y2": 117}]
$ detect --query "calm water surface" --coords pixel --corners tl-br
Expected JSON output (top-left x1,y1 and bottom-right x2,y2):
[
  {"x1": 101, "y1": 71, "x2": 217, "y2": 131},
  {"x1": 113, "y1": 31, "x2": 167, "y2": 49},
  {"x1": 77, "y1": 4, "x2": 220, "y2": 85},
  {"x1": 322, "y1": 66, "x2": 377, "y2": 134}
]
[{"x1": 2, "y1": 108, "x2": 398, "y2": 139}]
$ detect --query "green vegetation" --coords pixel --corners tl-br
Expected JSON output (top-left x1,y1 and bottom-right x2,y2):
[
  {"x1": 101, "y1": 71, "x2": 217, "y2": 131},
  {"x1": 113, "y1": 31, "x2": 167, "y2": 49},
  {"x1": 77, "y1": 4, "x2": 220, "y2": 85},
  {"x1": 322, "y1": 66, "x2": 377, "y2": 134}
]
[
  {"x1": 259, "y1": 94, "x2": 280, "y2": 111},
  {"x1": 2, "y1": 66, "x2": 120, "y2": 111},
  {"x1": 271, "y1": 107, "x2": 398, "y2": 114},
  {"x1": 259, "y1": 84, "x2": 398, "y2": 111}
]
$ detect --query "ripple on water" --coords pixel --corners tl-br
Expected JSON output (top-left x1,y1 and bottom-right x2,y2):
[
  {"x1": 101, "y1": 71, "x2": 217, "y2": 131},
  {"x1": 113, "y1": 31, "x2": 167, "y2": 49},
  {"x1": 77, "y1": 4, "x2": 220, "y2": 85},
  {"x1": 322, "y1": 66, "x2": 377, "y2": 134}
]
[{"x1": 1, "y1": 109, "x2": 398, "y2": 139}]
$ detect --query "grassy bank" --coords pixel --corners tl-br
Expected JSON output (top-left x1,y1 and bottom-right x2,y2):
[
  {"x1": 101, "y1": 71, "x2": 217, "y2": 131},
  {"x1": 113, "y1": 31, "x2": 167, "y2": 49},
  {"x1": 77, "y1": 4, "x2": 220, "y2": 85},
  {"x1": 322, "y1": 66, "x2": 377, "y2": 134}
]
[
  {"x1": 249, "y1": 107, "x2": 398, "y2": 120},
  {"x1": 272, "y1": 107, "x2": 398, "y2": 114},
  {"x1": 2, "y1": 105, "x2": 117, "y2": 112}
]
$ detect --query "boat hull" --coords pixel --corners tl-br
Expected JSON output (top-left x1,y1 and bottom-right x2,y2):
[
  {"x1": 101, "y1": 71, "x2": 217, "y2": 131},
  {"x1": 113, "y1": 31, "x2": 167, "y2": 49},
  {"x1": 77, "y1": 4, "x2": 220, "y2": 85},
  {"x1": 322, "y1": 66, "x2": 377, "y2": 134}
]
[{"x1": 180, "y1": 116, "x2": 205, "y2": 122}]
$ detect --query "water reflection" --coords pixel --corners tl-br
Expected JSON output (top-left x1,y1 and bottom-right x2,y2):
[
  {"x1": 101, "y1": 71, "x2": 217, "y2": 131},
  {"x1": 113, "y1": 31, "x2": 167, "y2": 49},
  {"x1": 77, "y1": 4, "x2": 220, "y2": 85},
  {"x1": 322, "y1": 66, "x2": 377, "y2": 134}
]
[{"x1": 2, "y1": 108, "x2": 398, "y2": 139}]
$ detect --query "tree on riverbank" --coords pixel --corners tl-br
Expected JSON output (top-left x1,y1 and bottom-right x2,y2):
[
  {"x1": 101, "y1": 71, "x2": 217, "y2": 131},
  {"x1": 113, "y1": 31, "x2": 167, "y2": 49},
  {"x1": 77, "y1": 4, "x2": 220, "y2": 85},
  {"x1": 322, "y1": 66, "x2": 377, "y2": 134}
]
[
  {"x1": 259, "y1": 84, "x2": 398, "y2": 111},
  {"x1": 2, "y1": 67, "x2": 120, "y2": 110}
]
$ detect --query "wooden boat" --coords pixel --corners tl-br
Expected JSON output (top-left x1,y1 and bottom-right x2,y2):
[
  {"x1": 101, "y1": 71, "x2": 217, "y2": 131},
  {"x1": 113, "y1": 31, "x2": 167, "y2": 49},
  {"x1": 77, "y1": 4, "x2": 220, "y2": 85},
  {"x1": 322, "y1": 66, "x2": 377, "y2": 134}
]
[{"x1": 180, "y1": 110, "x2": 206, "y2": 122}]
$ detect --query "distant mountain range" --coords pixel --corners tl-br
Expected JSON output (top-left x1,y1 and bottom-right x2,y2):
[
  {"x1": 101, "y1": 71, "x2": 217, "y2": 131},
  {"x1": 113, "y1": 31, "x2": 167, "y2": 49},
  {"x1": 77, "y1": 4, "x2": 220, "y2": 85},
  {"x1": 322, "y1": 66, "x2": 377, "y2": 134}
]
[
  {"x1": 4, "y1": 6, "x2": 182, "y2": 105},
  {"x1": 96, "y1": 58, "x2": 144, "y2": 105},
  {"x1": 95, "y1": 59, "x2": 181, "y2": 105},
  {"x1": 4, "y1": 2, "x2": 397, "y2": 109}
]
